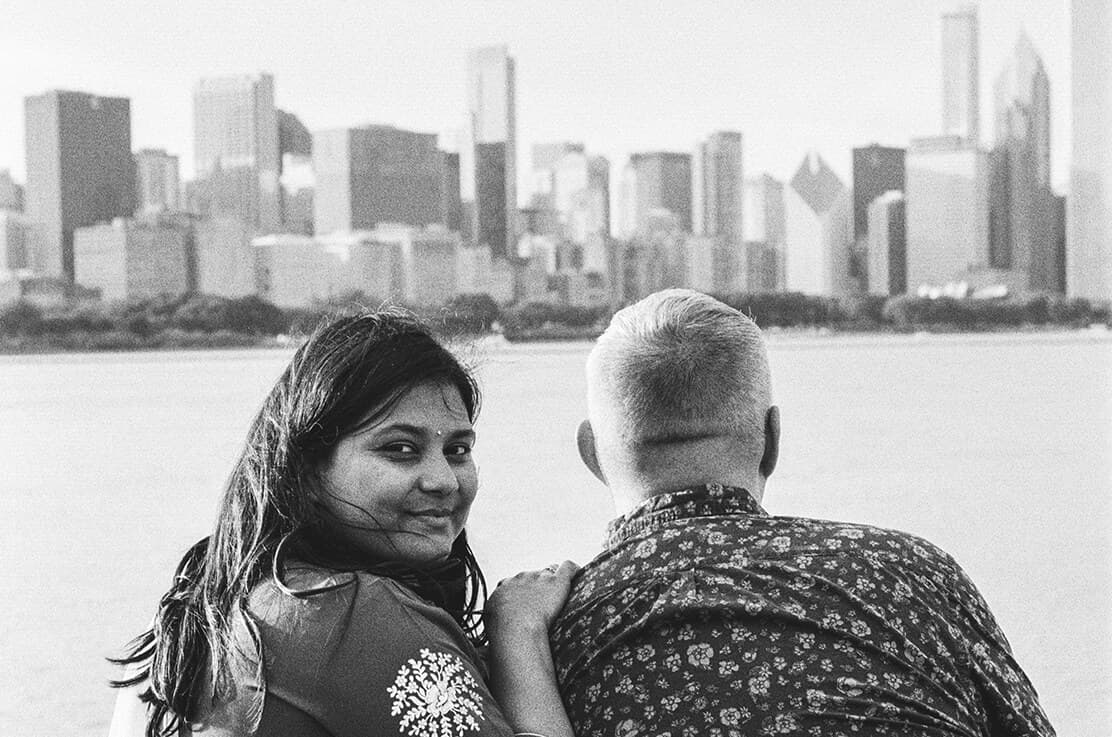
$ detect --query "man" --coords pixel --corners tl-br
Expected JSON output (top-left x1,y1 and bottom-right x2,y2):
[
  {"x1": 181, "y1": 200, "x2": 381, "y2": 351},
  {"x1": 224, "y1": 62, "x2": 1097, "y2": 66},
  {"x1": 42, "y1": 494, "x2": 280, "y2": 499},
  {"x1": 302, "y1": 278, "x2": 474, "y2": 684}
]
[{"x1": 550, "y1": 289, "x2": 1053, "y2": 736}]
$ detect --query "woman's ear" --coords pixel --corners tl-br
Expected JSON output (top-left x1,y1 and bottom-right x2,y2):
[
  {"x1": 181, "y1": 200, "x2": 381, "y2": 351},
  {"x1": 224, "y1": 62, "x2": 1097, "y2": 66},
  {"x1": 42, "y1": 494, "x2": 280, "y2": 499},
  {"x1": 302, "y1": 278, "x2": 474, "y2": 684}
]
[{"x1": 576, "y1": 419, "x2": 606, "y2": 484}]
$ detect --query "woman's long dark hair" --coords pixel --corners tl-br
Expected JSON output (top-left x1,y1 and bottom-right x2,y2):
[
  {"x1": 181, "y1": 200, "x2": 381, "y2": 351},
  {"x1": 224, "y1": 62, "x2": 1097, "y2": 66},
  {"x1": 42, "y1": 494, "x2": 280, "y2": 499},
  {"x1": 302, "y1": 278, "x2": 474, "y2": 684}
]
[{"x1": 109, "y1": 307, "x2": 486, "y2": 737}]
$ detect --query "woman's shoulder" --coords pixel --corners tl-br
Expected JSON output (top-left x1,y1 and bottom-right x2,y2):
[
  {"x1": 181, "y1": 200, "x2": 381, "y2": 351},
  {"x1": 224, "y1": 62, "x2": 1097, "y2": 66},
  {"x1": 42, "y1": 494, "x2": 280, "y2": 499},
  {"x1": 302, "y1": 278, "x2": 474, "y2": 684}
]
[
  {"x1": 233, "y1": 565, "x2": 513, "y2": 737},
  {"x1": 244, "y1": 563, "x2": 461, "y2": 653},
  {"x1": 248, "y1": 563, "x2": 434, "y2": 614}
]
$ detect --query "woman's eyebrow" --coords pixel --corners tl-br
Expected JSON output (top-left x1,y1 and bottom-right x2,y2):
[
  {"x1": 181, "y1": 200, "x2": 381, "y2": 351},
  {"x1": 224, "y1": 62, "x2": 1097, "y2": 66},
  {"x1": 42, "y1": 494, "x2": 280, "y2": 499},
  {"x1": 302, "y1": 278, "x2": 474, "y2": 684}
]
[{"x1": 370, "y1": 423, "x2": 475, "y2": 439}]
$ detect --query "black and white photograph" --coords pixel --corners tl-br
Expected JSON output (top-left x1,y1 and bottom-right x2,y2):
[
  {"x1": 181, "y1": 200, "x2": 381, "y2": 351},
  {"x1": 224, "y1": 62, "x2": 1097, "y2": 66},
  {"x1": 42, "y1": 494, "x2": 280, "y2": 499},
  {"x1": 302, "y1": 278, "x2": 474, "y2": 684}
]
[{"x1": 0, "y1": 1, "x2": 1108, "y2": 735}]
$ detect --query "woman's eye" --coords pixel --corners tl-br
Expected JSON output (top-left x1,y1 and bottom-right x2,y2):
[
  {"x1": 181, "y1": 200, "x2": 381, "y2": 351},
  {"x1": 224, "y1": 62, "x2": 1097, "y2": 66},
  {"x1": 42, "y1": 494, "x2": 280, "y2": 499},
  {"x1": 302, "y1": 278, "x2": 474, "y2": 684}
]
[
  {"x1": 382, "y1": 442, "x2": 419, "y2": 455},
  {"x1": 446, "y1": 444, "x2": 472, "y2": 458}
]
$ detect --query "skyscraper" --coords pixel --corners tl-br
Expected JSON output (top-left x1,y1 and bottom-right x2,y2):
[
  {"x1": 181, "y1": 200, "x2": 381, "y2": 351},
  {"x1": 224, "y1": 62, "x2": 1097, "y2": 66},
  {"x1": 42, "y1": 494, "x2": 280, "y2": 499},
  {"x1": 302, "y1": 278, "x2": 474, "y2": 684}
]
[
  {"x1": 624, "y1": 152, "x2": 693, "y2": 234},
  {"x1": 465, "y1": 46, "x2": 516, "y2": 259},
  {"x1": 531, "y1": 141, "x2": 584, "y2": 210},
  {"x1": 24, "y1": 90, "x2": 135, "y2": 281},
  {"x1": 941, "y1": 5, "x2": 980, "y2": 143},
  {"x1": 743, "y1": 174, "x2": 786, "y2": 291},
  {"x1": 990, "y1": 33, "x2": 1055, "y2": 293},
  {"x1": 905, "y1": 135, "x2": 990, "y2": 291},
  {"x1": 852, "y1": 145, "x2": 905, "y2": 242},
  {"x1": 277, "y1": 109, "x2": 314, "y2": 234},
  {"x1": 192, "y1": 73, "x2": 281, "y2": 233},
  {"x1": 617, "y1": 162, "x2": 640, "y2": 239},
  {"x1": 853, "y1": 145, "x2": 905, "y2": 291},
  {"x1": 1068, "y1": 0, "x2": 1112, "y2": 301},
  {"x1": 312, "y1": 125, "x2": 444, "y2": 235},
  {"x1": 0, "y1": 170, "x2": 23, "y2": 212},
  {"x1": 784, "y1": 152, "x2": 854, "y2": 296},
  {"x1": 135, "y1": 149, "x2": 181, "y2": 214},
  {"x1": 553, "y1": 152, "x2": 610, "y2": 241},
  {"x1": 439, "y1": 151, "x2": 462, "y2": 233},
  {"x1": 694, "y1": 131, "x2": 745, "y2": 292},
  {"x1": 867, "y1": 191, "x2": 907, "y2": 296},
  {"x1": 552, "y1": 151, "x2": 610, "y2": 276}
]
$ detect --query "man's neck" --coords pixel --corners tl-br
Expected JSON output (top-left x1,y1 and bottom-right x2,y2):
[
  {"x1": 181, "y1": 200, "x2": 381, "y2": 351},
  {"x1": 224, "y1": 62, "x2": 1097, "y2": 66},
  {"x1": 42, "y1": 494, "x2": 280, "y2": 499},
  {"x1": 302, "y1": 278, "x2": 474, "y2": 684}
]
[{"x1": 610, "y1": 474, "x2": 765, "y2": 517}]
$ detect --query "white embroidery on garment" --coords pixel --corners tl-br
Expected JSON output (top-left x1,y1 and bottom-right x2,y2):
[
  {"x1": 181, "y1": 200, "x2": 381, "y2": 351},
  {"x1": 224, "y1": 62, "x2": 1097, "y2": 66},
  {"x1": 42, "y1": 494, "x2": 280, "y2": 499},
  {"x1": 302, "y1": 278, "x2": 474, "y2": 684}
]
[{"x1": 387, "y1": 649, "x2": 485, "y2": 737}]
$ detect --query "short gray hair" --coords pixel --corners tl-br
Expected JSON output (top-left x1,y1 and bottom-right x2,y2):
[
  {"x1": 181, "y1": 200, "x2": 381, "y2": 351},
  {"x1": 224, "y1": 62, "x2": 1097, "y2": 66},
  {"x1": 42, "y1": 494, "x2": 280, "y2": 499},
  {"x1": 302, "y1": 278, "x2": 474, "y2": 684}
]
[{"x1": 587, "y1": 289, "x2": 771, "y2": 455}]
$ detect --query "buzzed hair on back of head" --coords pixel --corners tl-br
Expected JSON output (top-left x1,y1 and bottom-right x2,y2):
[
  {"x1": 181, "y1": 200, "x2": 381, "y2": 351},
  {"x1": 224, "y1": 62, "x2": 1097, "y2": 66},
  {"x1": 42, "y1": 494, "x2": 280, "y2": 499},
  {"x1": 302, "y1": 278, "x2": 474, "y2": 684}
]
[{"x1": 588, "y1": 289, "x2": 771, "y2": 460}]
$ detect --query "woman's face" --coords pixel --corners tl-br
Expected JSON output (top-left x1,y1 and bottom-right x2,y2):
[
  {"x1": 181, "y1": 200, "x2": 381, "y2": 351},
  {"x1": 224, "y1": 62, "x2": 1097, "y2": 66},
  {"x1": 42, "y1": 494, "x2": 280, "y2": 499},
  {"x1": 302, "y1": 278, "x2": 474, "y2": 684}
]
[{"x1": 318, "y1": 381, "x2": 478, "y2": 566}]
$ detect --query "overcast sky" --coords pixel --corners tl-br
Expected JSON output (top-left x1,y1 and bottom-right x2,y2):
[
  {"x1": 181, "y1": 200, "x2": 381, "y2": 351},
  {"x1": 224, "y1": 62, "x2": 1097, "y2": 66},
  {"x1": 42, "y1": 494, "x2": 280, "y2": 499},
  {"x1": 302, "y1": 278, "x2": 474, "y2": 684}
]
[{"x1": 0, "y1": 0, "x2": 1072, "y2": 197}]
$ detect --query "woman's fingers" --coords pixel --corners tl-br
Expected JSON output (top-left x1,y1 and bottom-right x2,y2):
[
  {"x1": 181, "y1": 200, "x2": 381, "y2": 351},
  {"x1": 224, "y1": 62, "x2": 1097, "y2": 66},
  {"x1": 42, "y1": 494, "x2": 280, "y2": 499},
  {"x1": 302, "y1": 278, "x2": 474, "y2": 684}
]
[{"x1": 487, "y1": 561, "x2": 582, "y2": 633}]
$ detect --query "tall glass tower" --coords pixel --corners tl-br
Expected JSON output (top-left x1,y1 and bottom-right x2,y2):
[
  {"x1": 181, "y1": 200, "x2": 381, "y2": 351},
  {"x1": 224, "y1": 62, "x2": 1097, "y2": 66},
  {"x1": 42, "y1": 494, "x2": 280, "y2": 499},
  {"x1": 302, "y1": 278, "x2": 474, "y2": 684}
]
[
  {"x1": 465, "y1": 46, "x2": 516, "y2": 260},
  {"x1": 192, "y1": 73, "x2": 281, "y2": 233},
  {"x1": 941, "y1": 5, "x2": 980, "y2": 143},
  {"x1": 1068, "y1": 0, "x2": 1112, "y2": 300},
  {"x1": 990, "y1": 34, "x2": 1055, "y2": 292}
]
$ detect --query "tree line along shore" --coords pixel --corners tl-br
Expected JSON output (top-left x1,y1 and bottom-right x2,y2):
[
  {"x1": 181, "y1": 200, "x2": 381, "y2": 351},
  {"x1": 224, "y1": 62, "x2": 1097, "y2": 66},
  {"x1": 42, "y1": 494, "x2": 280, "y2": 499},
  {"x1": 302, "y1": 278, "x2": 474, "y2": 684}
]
[{"x1": 0, "y1": 291, "x2": 1107, "y2": 353}]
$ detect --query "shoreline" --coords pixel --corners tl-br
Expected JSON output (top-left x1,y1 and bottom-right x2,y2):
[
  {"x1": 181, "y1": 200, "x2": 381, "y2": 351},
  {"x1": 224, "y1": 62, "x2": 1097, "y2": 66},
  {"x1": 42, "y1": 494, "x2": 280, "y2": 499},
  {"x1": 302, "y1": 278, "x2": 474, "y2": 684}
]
[{"x1": 1, "y1": 322, "x2": 1108, "y2": 357}]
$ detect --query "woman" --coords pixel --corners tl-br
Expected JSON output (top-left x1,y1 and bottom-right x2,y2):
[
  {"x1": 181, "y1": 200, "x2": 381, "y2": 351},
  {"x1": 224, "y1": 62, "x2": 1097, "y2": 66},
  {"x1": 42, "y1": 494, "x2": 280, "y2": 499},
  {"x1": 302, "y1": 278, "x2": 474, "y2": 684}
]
[{"x1": 109, "y1": 308, "x2": 575, "y2": 737}]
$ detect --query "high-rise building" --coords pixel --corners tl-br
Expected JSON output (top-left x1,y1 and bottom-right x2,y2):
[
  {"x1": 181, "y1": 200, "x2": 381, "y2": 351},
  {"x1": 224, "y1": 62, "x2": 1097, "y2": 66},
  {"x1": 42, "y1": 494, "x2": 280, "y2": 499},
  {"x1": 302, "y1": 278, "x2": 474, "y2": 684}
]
[
  {"x1": 135, "y1": 149, "x2": 181, "y2": 214},
  {"x1": 73, "y1": 215, "x2": 193, "y2": 301},
  {"x1": 196, "y1": 218, "x2": 257, "y2": 298},
  {"x1": 317, "y1": 226, "x2": 462, "y2": 306},
  {"x1": 24, "y1": 90, "x2": 135, "y2": 281},
  {"x1": 867, "y1": 191, "x2": 907, "y2": 296},
  {"x1": 0, "y1": 212, "x2": 32, "y2": 273},
  {"x1": 1068, "y1": 0, "x2": 1112, "y2": 301},
  {"x1": 784, "y1": 153, "x2": 855, "y2": 295},
  {"x1": 941, "y1": 5, "x2": 980, "y2": 143},
  {"x1": 312, "y1": 125, "x2": 444, "y2": 235},
  {"x1": 852, "y1": 145, "x2": 905, "y2": 242},
  {"x1": 465, "y1": 46, "x2": 516, "y2": 259},
  {"x1": 624, "y1": 152, "x2": 693, "y2": 234},
  {"x1": 694, "y1": 131, "x2": 745, "y2": 293},
  {"x1": 853, "y1": 145, "x2": 905, "y2": 290},
  {"x1": 553, "y1": 151, "x2": 610, "y2": 248},
  {"x1": 905, "y1": 135, "x2": 992, "y2": 291},
  {"x1": 277, "y1": 109, "x2": 314, "y2": 234},
  {"x1": 192, "y1": 73, "x2": 281, "y2": 232},
  {"x1": 990, "y1": 33, "x2": 1056, "y2": 293},
  {"x1": 1052, "y1": 194, "x2": 1067, "y2": 294},
  {"x1": 440, "y1": 151, "x2": 462, "y2": 233},
  {"x1": 743, "y1": 174, "x2": 786, "y2": 291},
  {"x1": 456, "y1": 242, "x2": 514, "y2": 303},
  {"x1": 0, "y1": 170, "x2": 23, "y2": 211},
  {"x1": 278, "y1": 110, "x2": 312, "y2": 160},
  {"x1": 617, "y1": 162, "x2": 639, "y2": 239},
  {"x1": 531, "y1": 142, "x2": 584, "y2": 210}
]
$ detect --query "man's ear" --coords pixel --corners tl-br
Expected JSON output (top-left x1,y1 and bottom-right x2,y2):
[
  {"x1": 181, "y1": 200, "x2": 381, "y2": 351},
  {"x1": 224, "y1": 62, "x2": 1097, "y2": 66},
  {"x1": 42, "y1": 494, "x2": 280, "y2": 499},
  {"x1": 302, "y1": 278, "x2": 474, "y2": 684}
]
[
  {"x1": 759, "y1": 406, "x2": 780, "y2": 479},
  {"x1": 576, "y1": 419, "x2": 606, "y2": 484}
]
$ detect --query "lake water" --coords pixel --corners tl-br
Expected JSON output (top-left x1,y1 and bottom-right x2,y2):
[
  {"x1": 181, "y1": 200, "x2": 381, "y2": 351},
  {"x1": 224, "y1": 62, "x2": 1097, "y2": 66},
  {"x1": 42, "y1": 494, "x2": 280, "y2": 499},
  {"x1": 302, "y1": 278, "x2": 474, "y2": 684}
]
[{"x1": 1, "y1": 332, "x2": 1109, "y2": 736}]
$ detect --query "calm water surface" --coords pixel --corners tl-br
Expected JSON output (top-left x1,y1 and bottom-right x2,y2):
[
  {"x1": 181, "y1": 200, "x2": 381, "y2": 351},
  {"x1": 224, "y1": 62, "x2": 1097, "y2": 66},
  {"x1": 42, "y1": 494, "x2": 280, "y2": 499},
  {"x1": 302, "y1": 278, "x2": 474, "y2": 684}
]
[{"x1": 1, "y1": 332, "x2": 1109, "y2": 736}]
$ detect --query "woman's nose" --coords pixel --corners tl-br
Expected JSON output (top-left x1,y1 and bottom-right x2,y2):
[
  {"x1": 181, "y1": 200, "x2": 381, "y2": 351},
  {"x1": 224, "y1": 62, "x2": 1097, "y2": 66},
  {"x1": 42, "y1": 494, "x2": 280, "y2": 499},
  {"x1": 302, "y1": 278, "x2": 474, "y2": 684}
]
[{"x1": 417, "y1": 454, "x2": 459, "y2": 494}]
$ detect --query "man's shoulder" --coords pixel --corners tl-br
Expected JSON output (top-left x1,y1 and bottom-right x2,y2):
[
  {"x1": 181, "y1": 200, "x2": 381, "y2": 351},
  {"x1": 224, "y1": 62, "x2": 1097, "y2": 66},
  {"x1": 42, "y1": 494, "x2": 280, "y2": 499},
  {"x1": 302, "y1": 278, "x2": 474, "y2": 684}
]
[
  {"x1": 765, "y1": 513, "x2": 959, "y2": 565},
  {"x1": 562, "y1": 512, "x2": 964, "y2": 617},
  {"x1": 599, "y1": 510, "x2": 960, "y2": 569}
]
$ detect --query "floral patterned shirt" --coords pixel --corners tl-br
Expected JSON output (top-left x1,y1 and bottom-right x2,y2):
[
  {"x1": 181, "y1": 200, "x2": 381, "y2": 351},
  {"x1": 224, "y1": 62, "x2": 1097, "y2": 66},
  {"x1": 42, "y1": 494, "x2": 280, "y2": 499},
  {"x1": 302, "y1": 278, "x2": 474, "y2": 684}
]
[{"x1": 550, "y1": 484, "x2": 1054, "y2": 737}]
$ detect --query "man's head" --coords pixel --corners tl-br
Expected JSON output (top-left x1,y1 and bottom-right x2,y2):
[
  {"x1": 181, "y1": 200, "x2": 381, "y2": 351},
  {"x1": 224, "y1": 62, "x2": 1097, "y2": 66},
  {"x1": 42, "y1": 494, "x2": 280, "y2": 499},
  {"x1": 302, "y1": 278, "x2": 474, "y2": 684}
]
[{"x1": 577, "y1": 289, "x2": 779, "y2": 513}]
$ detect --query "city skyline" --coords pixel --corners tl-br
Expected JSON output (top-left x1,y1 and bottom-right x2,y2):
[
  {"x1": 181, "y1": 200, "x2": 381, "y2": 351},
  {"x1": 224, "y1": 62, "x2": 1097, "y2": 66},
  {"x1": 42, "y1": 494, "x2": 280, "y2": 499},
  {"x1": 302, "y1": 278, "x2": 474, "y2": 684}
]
[{"x1": 0, "y1": 1, "x2": 1071, "y2": 196}]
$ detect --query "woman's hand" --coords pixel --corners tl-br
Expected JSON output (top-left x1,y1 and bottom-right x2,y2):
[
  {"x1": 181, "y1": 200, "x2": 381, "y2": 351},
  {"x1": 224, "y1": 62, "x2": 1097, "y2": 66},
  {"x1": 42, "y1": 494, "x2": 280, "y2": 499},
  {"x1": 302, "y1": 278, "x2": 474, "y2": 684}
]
[
  {"x1": 486, "y1": 561, "x2": 580, "y2": 737},
  {"x1": 486, "y1": 560, "x2": 580, "y2": 637}
]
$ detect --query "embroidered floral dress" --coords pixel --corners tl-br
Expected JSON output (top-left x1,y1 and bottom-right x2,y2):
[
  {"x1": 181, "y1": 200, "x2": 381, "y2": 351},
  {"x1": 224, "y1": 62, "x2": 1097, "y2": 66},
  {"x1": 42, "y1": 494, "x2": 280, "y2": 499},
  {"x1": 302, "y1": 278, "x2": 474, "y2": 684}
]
[
  {"x1": 551, "y1": 485, "x2": 1054, "y2": 737},
  {"x1": 190, "y1": 566, "x2": 513, "y2": 737}
]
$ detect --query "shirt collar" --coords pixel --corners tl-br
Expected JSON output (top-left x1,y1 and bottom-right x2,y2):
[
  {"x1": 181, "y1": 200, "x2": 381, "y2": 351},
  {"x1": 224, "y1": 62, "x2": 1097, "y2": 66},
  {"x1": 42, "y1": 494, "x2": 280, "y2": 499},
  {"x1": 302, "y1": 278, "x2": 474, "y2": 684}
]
[{"x1": 605, "y1": 483, "x2": 768, "y2": 549}]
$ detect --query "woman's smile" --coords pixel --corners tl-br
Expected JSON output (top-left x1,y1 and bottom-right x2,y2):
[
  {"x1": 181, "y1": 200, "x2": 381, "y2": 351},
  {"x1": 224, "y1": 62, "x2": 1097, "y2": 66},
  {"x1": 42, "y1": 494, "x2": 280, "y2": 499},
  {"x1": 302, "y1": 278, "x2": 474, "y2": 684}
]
[{"x1": 319, "y1": 381, "x2": 479, "y2": 565}]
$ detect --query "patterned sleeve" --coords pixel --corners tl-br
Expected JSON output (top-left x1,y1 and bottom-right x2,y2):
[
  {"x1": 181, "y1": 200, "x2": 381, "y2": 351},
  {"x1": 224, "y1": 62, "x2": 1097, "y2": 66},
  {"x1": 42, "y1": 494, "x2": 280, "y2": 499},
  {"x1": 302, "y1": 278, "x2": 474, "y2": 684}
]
[
  {"x1": 947, "y1": 560, "x2": 1057, "y2": 737},
  {"x1": 255, "y1": 574, "x2": 514, "y2": 737}
]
